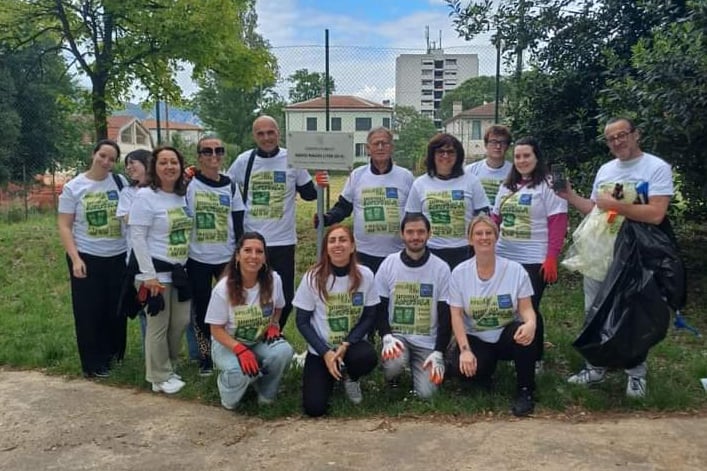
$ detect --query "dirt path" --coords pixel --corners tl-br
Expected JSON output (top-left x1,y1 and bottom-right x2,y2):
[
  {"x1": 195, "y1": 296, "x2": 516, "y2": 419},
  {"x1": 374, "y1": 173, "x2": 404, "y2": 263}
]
[{"x1": 1, "y1": 370, "x2": 705, "y2": 470}]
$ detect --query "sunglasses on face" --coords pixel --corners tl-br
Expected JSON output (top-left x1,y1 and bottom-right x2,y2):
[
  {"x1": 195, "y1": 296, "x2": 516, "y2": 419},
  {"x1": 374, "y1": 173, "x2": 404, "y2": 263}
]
[{"x1": 198, "y1": 147, "x2": 225, "y2": 157}]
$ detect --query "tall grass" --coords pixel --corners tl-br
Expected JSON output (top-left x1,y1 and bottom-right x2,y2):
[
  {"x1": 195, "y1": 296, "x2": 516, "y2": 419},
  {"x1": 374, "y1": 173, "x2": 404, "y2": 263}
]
[{"x1": 1, "y1": 175, "x2": 705, "y2": 418}]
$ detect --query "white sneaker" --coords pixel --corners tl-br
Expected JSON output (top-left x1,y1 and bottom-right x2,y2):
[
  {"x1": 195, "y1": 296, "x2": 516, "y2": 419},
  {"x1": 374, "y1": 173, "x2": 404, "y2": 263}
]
[
  {"x1": 567, "y1": 367, "x2": 606, "y2": 385},
  {"x1": 258, "y1": 395, "x2": 274, "y2": 406},
  {"x1": 626, "y1": 376, "x2": 647, "y2": 399},
  {"x1": 152, "y1": 377, "x2": 185, "y2": 394},
  {"x1": 343, "y1": 378, "x2": 363, "y2": 405},
  {"x1": 169, "y1": 372, "x2": 182, "y2": 381}
]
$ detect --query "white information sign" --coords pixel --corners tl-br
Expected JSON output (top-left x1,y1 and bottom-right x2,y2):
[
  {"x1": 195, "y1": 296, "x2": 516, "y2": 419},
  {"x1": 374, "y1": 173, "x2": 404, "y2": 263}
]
[{"x1": 287, "y1": 132, "x2": 354, "y2": 170}]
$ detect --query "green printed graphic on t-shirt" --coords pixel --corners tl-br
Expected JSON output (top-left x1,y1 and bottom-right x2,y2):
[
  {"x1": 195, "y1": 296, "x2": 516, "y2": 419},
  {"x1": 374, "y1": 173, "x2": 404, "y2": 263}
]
[
  {"x1": 468, "y1": 296, "x2": 514, "y2": 331},
  {"x1": 390, "y1": 282, "x2": 432, "y2": 335},
  {"x1": 194, "y1": 191, "x2": 229, "y2": 243},
  {"x1": 232, "y1": 304, "x2": 269, "y2": 343},
  {"x1": 500, "y1": 193, "x2": 532, "y2": 239},
  {"x1": 249, "y1": 171, "x2": 286, "y2": 220},
  {"x1": 82, "y1": 191, "x2": 121, "y2": 239},
  {"x1": 427, "y1": 190, "x2": 466, "y2": 238},
  {"x1": 361, "y1": 187, "x2": 400, "y2": 234},
  {"x1": 326, "y1": 292, "x2": 363, "y2": 345},
  {"x1": 166, "y1": 207, "x2": 193, "y2": 259},
  {"x1": 481, "y1": 179, "x2": 501, "y2": 205}
]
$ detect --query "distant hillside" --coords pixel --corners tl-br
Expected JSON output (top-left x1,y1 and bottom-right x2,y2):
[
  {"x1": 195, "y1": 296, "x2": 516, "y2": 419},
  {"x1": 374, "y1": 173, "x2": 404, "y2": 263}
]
[{"x1": 113, "y1": 102, "x2": 202, "y2": 126}]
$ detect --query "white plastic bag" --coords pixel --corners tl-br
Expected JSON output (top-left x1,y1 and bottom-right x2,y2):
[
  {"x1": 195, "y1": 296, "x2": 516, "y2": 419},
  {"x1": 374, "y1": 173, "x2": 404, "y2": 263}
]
[{"x1": 562, "y1": 207, "x2": 621, "y2": 281}]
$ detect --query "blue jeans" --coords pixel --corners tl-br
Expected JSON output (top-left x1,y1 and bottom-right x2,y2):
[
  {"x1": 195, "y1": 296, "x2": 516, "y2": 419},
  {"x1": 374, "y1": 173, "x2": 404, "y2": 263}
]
[
  {"x1": 381, "y1": 336, "x2": 437, "y2": 399},
  {"x1": 211, "y1": 338, "x2": 294, "y2": 409}
]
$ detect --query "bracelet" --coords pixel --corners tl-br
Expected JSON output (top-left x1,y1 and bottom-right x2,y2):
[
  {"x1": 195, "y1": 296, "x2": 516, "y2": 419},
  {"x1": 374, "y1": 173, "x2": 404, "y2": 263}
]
[{"x1": 461, "y1": 344, "x2": 470, "y2": 352}]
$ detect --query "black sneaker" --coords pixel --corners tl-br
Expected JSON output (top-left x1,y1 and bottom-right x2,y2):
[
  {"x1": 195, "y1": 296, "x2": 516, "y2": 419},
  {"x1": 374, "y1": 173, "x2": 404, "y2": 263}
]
[
  {"x1": 511, "y1": 387, "x2": 534, "y2": 417},
  {"x1": 199, "y1": 357, "x2": 213, "y2": 377}
]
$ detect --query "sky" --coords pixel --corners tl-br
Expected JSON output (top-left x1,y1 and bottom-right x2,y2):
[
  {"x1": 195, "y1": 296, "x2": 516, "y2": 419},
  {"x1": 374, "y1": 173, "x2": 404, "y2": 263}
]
[{"x1": 171, "y1": 0, "x2": 498, "y2": 103}]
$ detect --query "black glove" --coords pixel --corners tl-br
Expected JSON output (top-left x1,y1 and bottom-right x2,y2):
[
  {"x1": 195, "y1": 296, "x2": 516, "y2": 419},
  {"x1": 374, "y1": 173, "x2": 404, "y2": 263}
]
[{"x1": 146, "y1": 292, "x2": 165, "y2": 316}]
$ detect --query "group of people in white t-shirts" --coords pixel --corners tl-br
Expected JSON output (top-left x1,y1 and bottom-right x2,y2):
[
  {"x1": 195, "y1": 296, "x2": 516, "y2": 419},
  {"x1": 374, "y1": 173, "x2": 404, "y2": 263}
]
[{"x1": 58, "y1": 116, "x2": 671, "y2": 416}]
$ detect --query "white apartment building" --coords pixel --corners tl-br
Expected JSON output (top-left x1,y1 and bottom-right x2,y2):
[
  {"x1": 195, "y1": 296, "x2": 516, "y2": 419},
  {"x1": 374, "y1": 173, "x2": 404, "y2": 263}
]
[
  {"x1": 285, "y1": 95, "x2": 393, "y2": 164},
  {"x1": 395, "y1": 50, "x2": 478, "y2": 129}
]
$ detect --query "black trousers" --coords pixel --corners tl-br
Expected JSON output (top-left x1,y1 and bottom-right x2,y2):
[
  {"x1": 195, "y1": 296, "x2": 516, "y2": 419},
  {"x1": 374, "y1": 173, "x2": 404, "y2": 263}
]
[
  {"x1": 267, "y1": 244, "x2": 295, "y2": 329},
  {"x1": 186, "y1": 258, "x2": 227, "y2": 360},
  {"x1": 448, "y1": 322, "x2": 537, "y2": 392},
  {"x1": 522, "y1": 263, "x2": 546, "y2": 362},
  {"x1": 302, "y1": 341, "x2": 378, "y2": 417},
  {"x1": 356, "y1": 251, "x2": 386, "y2": 274},
  {"x1": 67, "y1": 252, "x2": 126, "y2": 373},
  {"x1": 430, "y1": 246, "x2": 472, "y2": 271}
]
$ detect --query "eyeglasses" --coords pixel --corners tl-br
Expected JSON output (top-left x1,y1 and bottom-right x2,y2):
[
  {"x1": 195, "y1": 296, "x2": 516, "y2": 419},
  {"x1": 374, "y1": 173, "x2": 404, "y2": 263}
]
[
  {"x1": 487, "y1": 139, "x2": 510, "y2": 147},
  {"x1": 435, "y1": 148, "x2": 457, "y2": 157},
  {"x1": 369, "y1": 140, "x2": 392, "y2": 148},
  {"x1": 198, "y1": 146, "x2": 225, "y2": 157},
  {"x1": 605, "y1": 129, "x2": 635, "y2": 144}
]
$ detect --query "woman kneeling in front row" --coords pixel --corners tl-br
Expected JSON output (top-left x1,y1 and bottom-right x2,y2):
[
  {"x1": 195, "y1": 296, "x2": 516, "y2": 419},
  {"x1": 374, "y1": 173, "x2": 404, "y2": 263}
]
[
  {"x1": 294, "y1": 224, "x2": 379, "y2": 417},
  {"x1": 205, "y1": 232, "x2": 294, "y2": 410},
  {"x1": 448, "y1": 215, "x2": 538, "y2": 417}
]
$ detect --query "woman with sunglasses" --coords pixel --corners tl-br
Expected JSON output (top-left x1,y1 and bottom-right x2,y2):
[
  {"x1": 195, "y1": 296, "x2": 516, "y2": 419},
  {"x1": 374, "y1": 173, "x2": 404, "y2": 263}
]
[
  {"x1": 293, "y1": 224, "x2": 380, "y2": 417},
  {"x1": 186, "y1": 136, "x2": 245, "y2": 377},
  {"x1": 205, "y1": 232, "x2": 293, "y2": 410},
  {"x1": 405, "y1": 133, "x2": 490, "y2": 270}
]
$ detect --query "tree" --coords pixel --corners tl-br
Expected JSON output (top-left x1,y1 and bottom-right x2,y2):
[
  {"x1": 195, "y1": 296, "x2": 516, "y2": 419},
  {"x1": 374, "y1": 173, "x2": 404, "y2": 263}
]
[
  {"x1": 0, "y1": 40, "x2": 84, "y2": 184},
  {"x1": 446, "y1": 0, "x2": 690, "y2": 186},
  {"x1": 439, "y1": 75, "x2": 507, "y2": 121},
  {"x1": 288, "y1": 69, "x2": 335, "y2": 103},
  {"x1": 1, "y1": 0, "x2": 276, "y2": 140},
  {"x1": 194, "y1": 4, "x2": 284, "y2": 152},
  {"x1": 393, "y1": 106, "x2": 438, "y2": 173}
]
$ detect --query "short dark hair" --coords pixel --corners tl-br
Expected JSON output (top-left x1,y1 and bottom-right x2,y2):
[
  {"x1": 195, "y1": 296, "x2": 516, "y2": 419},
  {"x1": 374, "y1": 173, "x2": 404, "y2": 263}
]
[
  {"x1": 124, "y1": 149, "x2": 152, "y2": 187},
  {"x1": 150, "y1": 146, "x2": 188, "y2": 196},
  {"x1": 483, "y1": 125, "x2": 512, "y2": 144},
  {"x1": 605, "y1": 117, "x2": 637, "y2": 131},
  {"x1": 425, "y1": 133, "x2": 465, "y2": 178},
  {"x1": 400, "y1": 213, "x2": 431, "y2": 233}
]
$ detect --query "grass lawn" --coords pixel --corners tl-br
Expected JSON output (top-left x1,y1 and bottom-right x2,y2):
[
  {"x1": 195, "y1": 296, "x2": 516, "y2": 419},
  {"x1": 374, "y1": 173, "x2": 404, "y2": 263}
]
[{"x1": 1, "y1": 175, "x2": 706, "y2": 418}]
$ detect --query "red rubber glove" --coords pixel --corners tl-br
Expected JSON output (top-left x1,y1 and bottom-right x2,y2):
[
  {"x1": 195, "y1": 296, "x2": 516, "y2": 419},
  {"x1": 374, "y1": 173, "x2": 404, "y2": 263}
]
[
  {"x1": 539, "y1": 257, "x2": 558, "y2": 283},
  {"x1": 263, "y1": 324, "x2": 282, "y2": 343},
  {"x1": 314, "y1": 170, "x2": 329, "y2": 187},
  {"x1": 136, "y1": 283, "x2": 149, "y2": 304},
  {"x1": 183, "y1": 165, "x2": 197, "y2": 183},
  {"x1": 232, "y1": 343, "x2": 259, "y2": 377}
]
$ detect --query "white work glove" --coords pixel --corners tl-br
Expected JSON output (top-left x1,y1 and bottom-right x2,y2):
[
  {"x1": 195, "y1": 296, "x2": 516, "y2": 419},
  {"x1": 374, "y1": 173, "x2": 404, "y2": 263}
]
[
  {"x1": 381, "y1": 334, "x2": 405, "y2": 361},
  {"x1": 422, "y1": 350, "x2": 445, "y2": 385}
]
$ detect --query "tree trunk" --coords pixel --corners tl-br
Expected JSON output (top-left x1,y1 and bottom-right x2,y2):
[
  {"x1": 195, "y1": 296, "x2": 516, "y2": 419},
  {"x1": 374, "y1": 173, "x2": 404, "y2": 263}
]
[{"x1": 91, "y1": 76, "x2": 108, "y2": 141}]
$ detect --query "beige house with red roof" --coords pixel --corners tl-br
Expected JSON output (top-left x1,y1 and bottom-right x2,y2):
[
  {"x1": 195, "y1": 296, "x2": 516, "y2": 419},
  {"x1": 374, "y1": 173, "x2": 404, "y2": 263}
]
[
  {"x1": 107, "y1": 116, "x2": 153, "y2": 155},
  {"x1": 142, "y1": 119, "x2": 204, "y2": 147},
  {"x1": 443, "y1": 101, "x2": 500, "y2": 162},
  {"x1": 285, "y1": 95, "x2": 393, "y2": 164}
]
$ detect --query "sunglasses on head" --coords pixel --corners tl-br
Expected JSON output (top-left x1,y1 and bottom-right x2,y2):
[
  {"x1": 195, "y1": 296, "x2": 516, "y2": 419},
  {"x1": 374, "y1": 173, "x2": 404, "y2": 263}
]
[{"x1": 198, "y1": 146, "x2": 225, "y2": 157}]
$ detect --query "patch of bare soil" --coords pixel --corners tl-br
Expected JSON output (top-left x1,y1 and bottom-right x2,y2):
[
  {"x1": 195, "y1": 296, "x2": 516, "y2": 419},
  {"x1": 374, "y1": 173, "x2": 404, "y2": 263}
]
[{"x1": 1, "y1": 370, "x2": 705, "y2": 470}]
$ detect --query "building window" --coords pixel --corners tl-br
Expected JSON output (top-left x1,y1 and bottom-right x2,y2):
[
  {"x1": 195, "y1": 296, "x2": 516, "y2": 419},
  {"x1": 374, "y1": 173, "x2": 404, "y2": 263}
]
[
  {"x1": 136, "y1": 130, "x2": 147, "y2": 145},
  {"x1": 331, "y1": 117, "x2": 342, "y2": 131},
  {"x1": 446, "y1": 58, "x2": 457, "y2": 66},
  {"x1": 421, "y1": 69, "x2": 433, "y2": 76},
  {"x1": 382, "y1": 117, "x2": 390, "y2": 129},
  {"x1": 421, "y1": 79, "x2": 433, "y2": 87},
  {"x1": 355, "y1": 143, "x2": 367, "y2": 157},
  {"x1": 472, "y1": 120, "x2": 482, "y2": 140},
  {"x1": 306, "y1": 117, "x2": 317, "y2": 131},
  {"x1": 355, "y1": 117, "x2": 372, "y2": 131},
  {"x1": 121, "y1": 127, "x2": 133, "y2": 144},
  {"x1": 422, "y1": 59, "x2": 434, "y2": 66},
  {"x1": 434, "y1": 60, "x2": 444, "y2": 68}
]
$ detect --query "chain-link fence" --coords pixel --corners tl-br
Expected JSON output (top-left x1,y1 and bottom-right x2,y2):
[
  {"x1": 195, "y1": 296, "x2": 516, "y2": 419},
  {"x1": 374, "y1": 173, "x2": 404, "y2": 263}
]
[{"x1": 1, "y1": 34, "x2": 505, "y2": 222}]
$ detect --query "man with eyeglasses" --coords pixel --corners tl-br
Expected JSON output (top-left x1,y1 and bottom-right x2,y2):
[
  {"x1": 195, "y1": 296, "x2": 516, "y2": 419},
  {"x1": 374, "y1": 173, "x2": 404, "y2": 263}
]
[
  {"x1": 185, "y1": 135, "x2": 245, "y2": 375},
  {"x1": 466, "y1": 125, "x2": 514, "y2": 206},
  {"x1": 228, "y1": 115, "x2": 317, "y2": 330},
  {"x1": 316, "y1": 127, "x2": 414, "y2": 275},
  {"x1": 558, "y1": 117, "x2": 674, "y2": 399}
]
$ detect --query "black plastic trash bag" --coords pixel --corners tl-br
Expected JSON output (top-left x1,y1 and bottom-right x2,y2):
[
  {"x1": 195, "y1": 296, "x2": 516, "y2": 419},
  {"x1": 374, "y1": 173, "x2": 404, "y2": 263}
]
[{"x1": 573, "y1": 220, "x2": 685, "y2": 369}]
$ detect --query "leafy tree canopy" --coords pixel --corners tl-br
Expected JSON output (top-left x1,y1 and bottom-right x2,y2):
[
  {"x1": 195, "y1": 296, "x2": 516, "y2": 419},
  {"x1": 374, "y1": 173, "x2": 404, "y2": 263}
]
[
  {"x1": 288, "y1": 69, "x2": 335, "y2": 104},
  {"x1": 393, "y1": 105, "x2": 438, "y2": 173},
  {"x1": 439, "y1": 75, "x2": 507, "y2": 121}
]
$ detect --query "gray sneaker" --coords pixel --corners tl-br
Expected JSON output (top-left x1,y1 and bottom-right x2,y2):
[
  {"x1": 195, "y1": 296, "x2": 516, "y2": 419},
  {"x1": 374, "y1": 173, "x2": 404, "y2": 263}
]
[
  {"x1": 626, "y1": 376, "x2": 647, "y2": 399},
  {"x1": 567, "y1": 367, "x2": 606, "y2": 385},
  {"x1": 343, "y1": 378, "x2": 363, "y2": 405}
]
